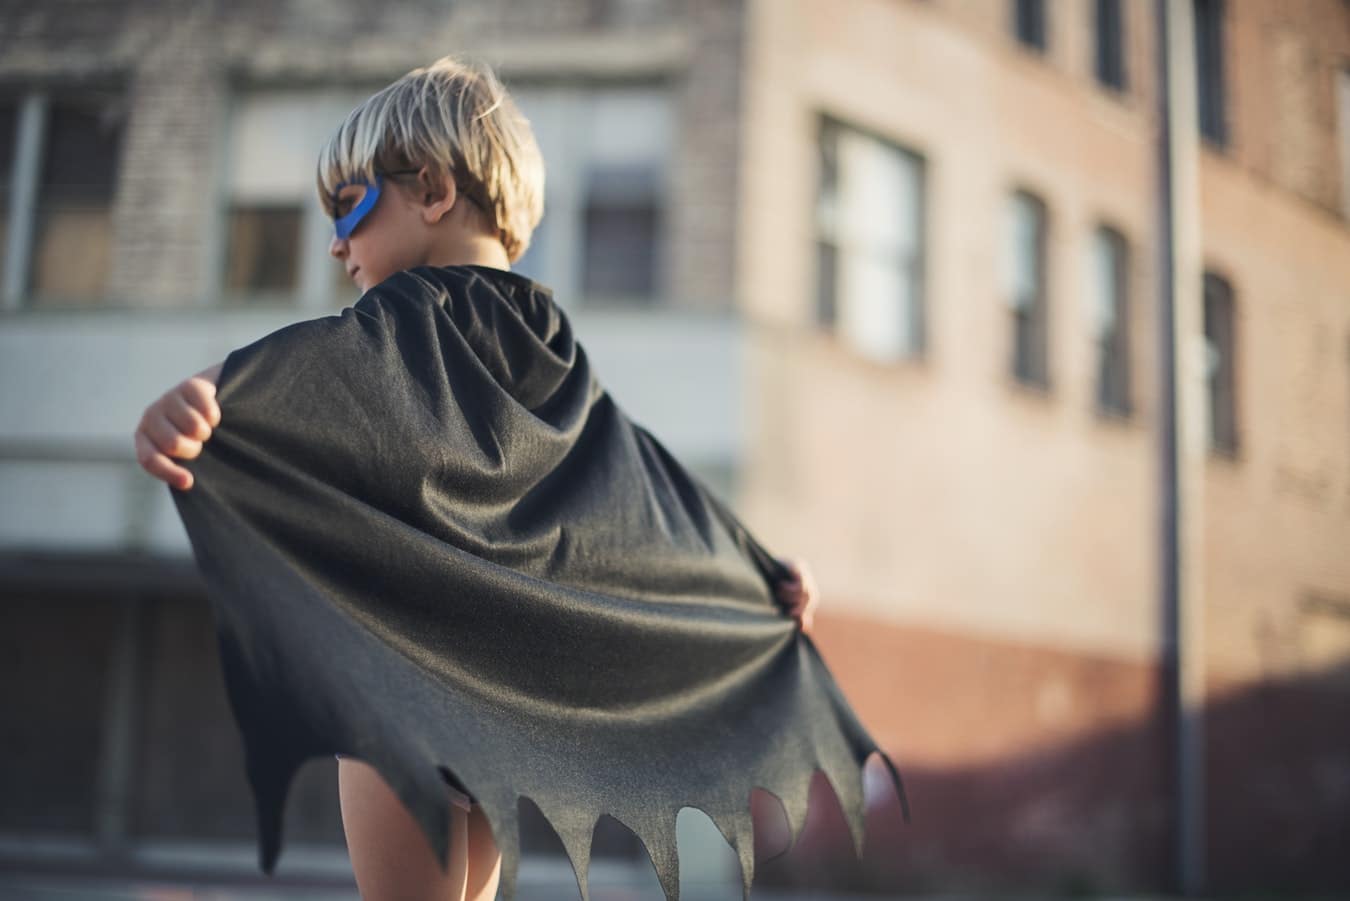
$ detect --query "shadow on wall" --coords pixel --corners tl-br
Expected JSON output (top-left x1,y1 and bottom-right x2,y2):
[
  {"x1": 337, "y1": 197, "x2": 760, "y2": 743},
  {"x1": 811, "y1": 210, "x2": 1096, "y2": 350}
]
[{"x1": 753, "y1": 659, "x2": 1350, "y2": 898}]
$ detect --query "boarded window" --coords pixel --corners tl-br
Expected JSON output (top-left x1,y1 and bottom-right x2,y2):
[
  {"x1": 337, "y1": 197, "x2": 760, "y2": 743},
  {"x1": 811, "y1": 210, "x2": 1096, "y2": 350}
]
[
  {"x1": 223, "y1": 205, "x2": 302, "y2": 294},
  {"x1": 29, "y1": 96, "x2": 125, "y2": 305}
]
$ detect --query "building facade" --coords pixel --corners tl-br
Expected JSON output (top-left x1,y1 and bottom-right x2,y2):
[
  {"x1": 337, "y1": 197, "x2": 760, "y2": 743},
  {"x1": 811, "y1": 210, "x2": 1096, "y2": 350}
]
[{"x1": 735, "y1": 0, "x2": 1350, "y2": 894}]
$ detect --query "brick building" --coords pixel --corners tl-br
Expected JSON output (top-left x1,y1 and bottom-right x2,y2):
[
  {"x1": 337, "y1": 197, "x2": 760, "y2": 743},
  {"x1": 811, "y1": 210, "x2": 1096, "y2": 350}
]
[{"x1": 733, "y1": 0, "x2": 1350, "y2": 895}]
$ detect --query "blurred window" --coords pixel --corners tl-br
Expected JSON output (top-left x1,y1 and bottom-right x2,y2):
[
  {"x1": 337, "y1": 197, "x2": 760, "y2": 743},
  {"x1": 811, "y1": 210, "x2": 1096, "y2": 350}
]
[
  {"x1": 223, "y1": 88, "x2": 372, "y2": 308},
  {"x1": 582, "y1": 163, "x2": 659, "y2": 302},
  {"x1": 1013, "y1": 0, "x2": 1048, "y2": 52},
  {"x1": 223, "y1": 92, "x2": 312, "y2": 303},
  {"x1": 1006, "y1": 190, "x2": 1050, "y2": 389},
  {"x1": 510, "y1": 85, "x2": 671, "y2": 308},
  {"x1": 1203, "y1": 271, "x2": 1239, "y2": 456},
  {"x1": 29, "y1": 96, "x2": 125, "y2": 305},
  {"x1": 1090, "y1": 225, "x2": 1131, "y2": 416},
  {"x1": 1195, "y1": 0, "x2": 1228, "y2": 147},
  {"x1": 0, "y1": 92, "x2": 126, "y2": 308},
  {"x1": 814, "y1": 116, "x2": 926, "y2": 363},
  {"x1": 222, "y1": 205, "x2": 302, "y2": 296},
  {"x1": 1094, "y1": 0, "x2": 1128, "y2": 92}
]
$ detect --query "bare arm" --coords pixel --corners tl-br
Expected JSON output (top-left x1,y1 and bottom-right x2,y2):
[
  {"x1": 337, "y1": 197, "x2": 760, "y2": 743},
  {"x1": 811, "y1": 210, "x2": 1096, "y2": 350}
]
[{"x1": 133, "y1": 361, "x2": 224, "y2": 491}]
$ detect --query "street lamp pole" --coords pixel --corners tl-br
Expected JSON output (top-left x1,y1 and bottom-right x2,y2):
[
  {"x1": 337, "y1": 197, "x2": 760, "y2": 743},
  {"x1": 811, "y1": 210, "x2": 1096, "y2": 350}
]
[{"x1": 1154, "y1": 0, "x2": 1207, "y2": 894}]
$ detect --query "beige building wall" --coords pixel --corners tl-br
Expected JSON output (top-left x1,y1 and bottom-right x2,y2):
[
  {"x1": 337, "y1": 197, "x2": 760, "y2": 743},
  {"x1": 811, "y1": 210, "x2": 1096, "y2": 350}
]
[{"x1": 735, "y1": 0, "x2": 1350, "y2": 893}]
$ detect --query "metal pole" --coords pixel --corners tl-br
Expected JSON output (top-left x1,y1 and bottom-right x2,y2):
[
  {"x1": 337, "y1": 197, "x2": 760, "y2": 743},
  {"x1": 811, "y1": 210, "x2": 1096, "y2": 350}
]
[{"x1": 1155, "y1": 0, "x2": 1206, "y2": 894}]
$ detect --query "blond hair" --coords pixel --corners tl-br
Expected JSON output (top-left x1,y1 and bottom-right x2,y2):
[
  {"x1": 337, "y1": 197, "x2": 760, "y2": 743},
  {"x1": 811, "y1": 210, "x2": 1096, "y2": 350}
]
[{"x1": 316, "y1": 55, "x2": 545, "y2": 262}]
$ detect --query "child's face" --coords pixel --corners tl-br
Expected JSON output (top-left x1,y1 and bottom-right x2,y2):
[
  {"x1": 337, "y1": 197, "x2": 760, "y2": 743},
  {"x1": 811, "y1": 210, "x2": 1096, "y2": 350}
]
[{"x1": 327, "y1": 172, "x2": 436, "y2": 294}]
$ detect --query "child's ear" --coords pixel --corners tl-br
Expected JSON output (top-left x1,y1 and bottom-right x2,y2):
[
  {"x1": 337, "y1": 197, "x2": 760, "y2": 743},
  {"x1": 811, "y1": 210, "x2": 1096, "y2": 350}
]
[{"x1": 417, "y1": 167, "x2": 457, "y2": 225}]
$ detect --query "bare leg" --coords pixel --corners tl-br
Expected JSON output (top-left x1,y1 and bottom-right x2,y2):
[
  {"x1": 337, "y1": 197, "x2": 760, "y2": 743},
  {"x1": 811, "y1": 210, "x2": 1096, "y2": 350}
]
[
  {"x1": 338, "y1": 756, "x2": 470, "y2": 900},
  {"x1": 464, "y1": 803, "x2": 502, "y2": 900}
]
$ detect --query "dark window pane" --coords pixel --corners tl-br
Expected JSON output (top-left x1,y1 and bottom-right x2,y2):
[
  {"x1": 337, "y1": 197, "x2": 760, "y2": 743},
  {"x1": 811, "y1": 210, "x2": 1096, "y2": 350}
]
[
  {"x1": 1095, "y1": 228, "x2": 1131, "y2": 416},
  {"x1": 581, "y1": 204, "x2": 657, "y2": 302},
  {"x1": 1014, "y1": 0, "x2": 1047, "y2": 51},
  {"x1": 1014, "y1": 306, "x2": 1048, "y2": 385},
  {"x1": 224, "y1": 205, "x2": 302, "y2": 297},
  {"x1": 1095, "y1": 0, "x2": 1127, "y2": 91},
  {"x1": 815, "y1": 119, "x2": 839, "y2": 328},
  {"x1": 1204, "y1": 272, "x2": 1238, "y2": 454},
  {"x1": 581, "y1": 163, "x2": 660, "y2": 304},
  {"x1": 816, "y1": 239, "x2": 837, "y2": 327},
  {"x1": 40, "y1": 101, "x2": 122, "y2": 203},
  {"x1": 30, "y1": 96, "x2": 125, "y2": 304},
  {"x1": 1011, "y1": 191, "x2": 1049, "y2": 388},
  {"x1": 0, "y1": 593, "x2": 125, "y2": 834},
  {"x1": 1195, "y1": 0, "x2": 1228, "y2": 146}
]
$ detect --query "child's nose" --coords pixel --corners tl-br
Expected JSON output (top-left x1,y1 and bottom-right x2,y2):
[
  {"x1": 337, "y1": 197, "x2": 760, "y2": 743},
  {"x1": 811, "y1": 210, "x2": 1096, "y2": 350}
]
[{"x1": 329, "y1": 234, "x2": 348, "y2": 258}]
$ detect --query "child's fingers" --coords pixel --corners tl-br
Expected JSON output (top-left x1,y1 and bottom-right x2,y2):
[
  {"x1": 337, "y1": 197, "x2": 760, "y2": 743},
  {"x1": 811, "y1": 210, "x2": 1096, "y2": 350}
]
[
  {"x1": 144, "y1": 410, "x2": 204, "y2": 459},
  {"x1": 179, "y1": 377, "x2": 222, "y2": 428},
  {"x1": 134, "y1": 430, "x2": 194, "y2": 490},
  {"x1": 164, "y1": 392, "x2": 215, "y2": 442}
]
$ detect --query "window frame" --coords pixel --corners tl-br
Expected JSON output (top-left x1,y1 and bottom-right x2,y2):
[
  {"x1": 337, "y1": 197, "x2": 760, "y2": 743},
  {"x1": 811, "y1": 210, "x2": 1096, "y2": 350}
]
[
  {"x1": 813, "y1": 113, "x2": 928, "y2": 364},
  {"x1": 213, "y1": 84, "x2": 380, "y2": 311},
  {"x1": 1090, "y1": 223, "x2": 1132, "y2": 418},
  {"x1": 1007, "y1": 188, "x2": 1051, "y2": 391},
  {"x1": 1012, "y1": 0, "x2": 1049, "y2": 54},
  {"x1": 1093, "y1": 0, "x2": 1129, "y2": 93},
  {"x1": 509, "y1": 81, "x2": 673, "y2": 310},
  {"x1": 0, "y1": 86, "x2": 129, "y2": 311},
  {"x1": 1202, "y1": 270, "x2": 1239, "y2": 457},
  {"x1": 1194, "y1": 0, "x2": 1229, "y2": 148}
]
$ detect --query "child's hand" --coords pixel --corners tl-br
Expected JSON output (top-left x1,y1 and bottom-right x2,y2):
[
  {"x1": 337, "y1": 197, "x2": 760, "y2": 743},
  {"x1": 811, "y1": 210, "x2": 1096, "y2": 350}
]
[
  {"x1": 774, "y1": 557, "x2": 819, "y2": 635},
  {"x1": 134, "y1": 362, "x2": 224, "y2": 491}
]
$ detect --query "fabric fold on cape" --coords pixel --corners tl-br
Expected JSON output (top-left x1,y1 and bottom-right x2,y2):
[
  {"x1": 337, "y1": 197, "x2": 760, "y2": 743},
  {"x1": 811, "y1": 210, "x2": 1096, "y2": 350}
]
[{"x1": 169, "y1": 264, "x2": 910, "y2": 901}]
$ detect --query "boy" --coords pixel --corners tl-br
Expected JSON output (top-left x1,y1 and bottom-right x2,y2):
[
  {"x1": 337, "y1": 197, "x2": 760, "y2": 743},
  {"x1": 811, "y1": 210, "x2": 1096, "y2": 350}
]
[{"x1": 134, "y1": 55, "x2": 819, "y2": 901}]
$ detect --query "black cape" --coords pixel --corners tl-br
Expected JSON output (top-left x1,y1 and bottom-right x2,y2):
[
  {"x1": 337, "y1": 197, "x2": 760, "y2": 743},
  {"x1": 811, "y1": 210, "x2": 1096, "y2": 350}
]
[{"x1": 169, "y1": 264, "x2": 909, "y2": 901}]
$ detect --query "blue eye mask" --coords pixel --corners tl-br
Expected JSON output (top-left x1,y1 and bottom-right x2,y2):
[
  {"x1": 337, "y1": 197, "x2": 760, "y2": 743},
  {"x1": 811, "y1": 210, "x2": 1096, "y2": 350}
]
[{"x1": 332, "y1": 173, "x2": 384, "y2": 240}]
